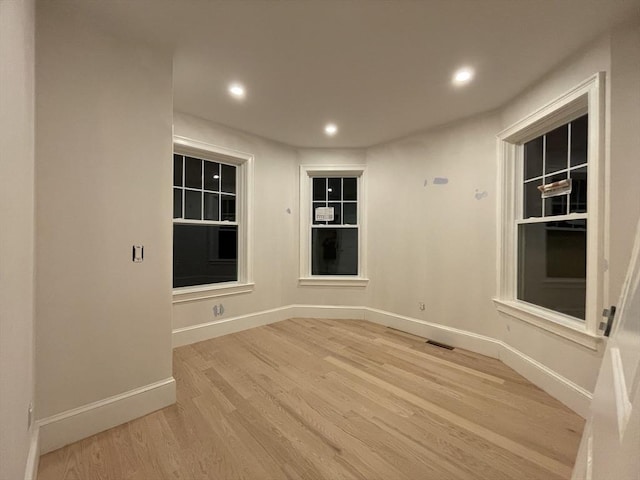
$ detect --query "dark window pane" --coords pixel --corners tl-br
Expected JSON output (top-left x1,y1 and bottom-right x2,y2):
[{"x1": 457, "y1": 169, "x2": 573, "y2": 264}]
[
  {"x1": 221, "y1": 164, "x2": 236, "y2": 194},
  {"x1": 184, "y1": 190, "x2": 202, "y2": 220},
  {"x1": 328, "y1": 202, "x2": 342, "y2": 225},
  {"x1": 570, "y1": 167, "x2": 588, "y2": 213},
  {"x1": 343, "y1": 203, "x2": 357, "y2": 224},
  {"x1": 523, "y1": 181, "x2": 542, "y2": 218},
  {"x1": 543, "y1": 172, "x2": 568, "y2": 217},
  {"x1": 328, "y1": 178, "x2": 341, "y2": 201},
  {"x1": 570, "y1": 115, "x2": 588, "y2": 167},
  {"x1": 544, "y1": 195, "x2": 568, "y2": 217},
  {"x1": 343, "y1": 178, "x2": 357, "y2": 201},
  {"x1": 312, "y1": 202, "x2": 327, "y2": 225},
  {"x1": 518, "y1": 220, "x2": 586, "y2": 320},
  {"x1": 184, "y1": 156, "x2": 202, "y2": 189},
  {"x1": 313, "y1": 178, "x2": 326, "y2": 201},
  {"x1": 204, "y1": 193, "x2": 219, "y2": 221},
  {"x1": 173, "y1": 224, "x2": 237, "y2": 287},
  {"x1": 312, "y1": 228, "x2": 358, "y2": 275},
  {"x1": 173, "y1": 188, "x2": 182, "y2": 219},
  {"x1": 545, "y1": 124, "x2": 568, "y2": 174},
  {"x1": 204, "y1": 161, "x2": 220, "y2": 191},
  {"x1": 173, "y1": 154, "x2": 183, "y2": 186},
  {"x1": 524, "y1": 137, "x2": 543, "y2": 180},
  {"x1": 221, "y1": 194, "x2": 236, "y2": 221}
]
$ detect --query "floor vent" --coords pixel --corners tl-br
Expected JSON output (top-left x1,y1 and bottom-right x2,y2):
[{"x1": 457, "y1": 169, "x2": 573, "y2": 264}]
[{"x1": 426, "y1": 340, "x2": 454, "y2": 350}]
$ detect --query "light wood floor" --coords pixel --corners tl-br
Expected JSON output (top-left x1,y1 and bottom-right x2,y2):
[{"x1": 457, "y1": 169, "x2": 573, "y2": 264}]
[{"x1": 38, "y1": 318, "x2": 584, "y2": 480}]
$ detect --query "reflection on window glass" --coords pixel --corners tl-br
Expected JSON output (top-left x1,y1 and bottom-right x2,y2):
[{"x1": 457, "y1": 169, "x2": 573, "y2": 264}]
[
  {"x1": 174, "y1": 154, "x2": 183, "y2": 186},
  {"x1": 524, "y1": 181, "x2": 542, "y2": 218},
  {"x1": 545, "y1": 124, "x2": 568, "y2": 174},
  {"x1": 518, "y1": 220, "x2": 586, "y2": 320},
  {"x1": 328, "y1": 178, "x2": 341, "y2": 201},
  {"x1": 312, "y1": 228, "x2": 358, "y2": 275},
  {"x1": 524, "y1": 137, "x2": 543, "y2": 180},
  {"x1": 173, "y1": 188, "x2": 182, "y2": 219},
  {"x1": 343, "y1": 203, "x2": 357, "y2": 224},
  {"x1": 204, "y1": 161, "x2": 220, "y2": 191},
  {"x1": 204, "y1": 192, "x2": 219, "y2": 221},
  {"x1": 221, "y1": 164, "x2": 236, "y2": 194},
  {"x1": 173, "y1": 224, "x2": 238, "y2": 287},
  {"x1": 343, "y1": 178, "x2": 357, "y2": 200},
  {"x1": 313, "y1": 178, "x2": 326, "y2": 201},
  {"x1": 570, "y1": 167, "x2": 587, "y2": 213},
  {"x1": 221, "y1": 194, "x2": 235, "y2": 221},
  {"x1": 570, "y1": 115, "x2": 588, "y2": 167},
  {"x1": 185, "y1": 157, "x2": 202, "y2": 189},
  {"x1": 184, "y1": 190, "x2": 202, "y2": 220}
]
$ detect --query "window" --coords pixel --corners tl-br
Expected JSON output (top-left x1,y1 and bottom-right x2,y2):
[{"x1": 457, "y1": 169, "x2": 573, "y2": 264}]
[
  {"x1": 495, "y1": 74, "x2": 605, "y2": 349},
  {"x1": 300, "y1": 165, "x2": 367, "y2": 286},
  {"x1": 173, "y1": 137, "x2": 253, "y2": 299},
  {"x1": 518, "y1": 115, "x2": 588, "y2": 319}
]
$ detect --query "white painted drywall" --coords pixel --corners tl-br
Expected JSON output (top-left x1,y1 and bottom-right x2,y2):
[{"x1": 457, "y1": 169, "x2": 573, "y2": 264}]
[
  {"x1": 366, "y1": 113, "x2": 502, "y2": 340},
  {"x1": 608, "y1": 24, "x2": 640, "y2": 307},
  {"x1": 0, "y1": 0, "x2": 36, "y2": 478},
  {"x1": 35, "y1": 3, "x2": 174, "y2": 420}
]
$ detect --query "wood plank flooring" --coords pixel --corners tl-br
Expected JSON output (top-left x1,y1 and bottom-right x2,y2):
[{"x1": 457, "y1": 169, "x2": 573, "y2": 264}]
[{"x1": 38, "y1": 318, "x2": 584, "y2": 480}]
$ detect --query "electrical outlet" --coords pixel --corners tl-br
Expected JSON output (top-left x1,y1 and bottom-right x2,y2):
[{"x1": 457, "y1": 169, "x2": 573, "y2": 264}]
[{"x1": 418, "y1": 302, "x2": 425, "y2": 311}]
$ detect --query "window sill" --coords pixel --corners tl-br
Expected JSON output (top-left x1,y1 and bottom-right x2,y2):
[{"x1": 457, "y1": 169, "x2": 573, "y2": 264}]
[
  {"x1": 493, "y1": 298, "x2": 603, "y2": 350},
  {"x1": 173, "y1": 282, "x2": 255, "y2": 304},
  {"x1": 298, "y1": 277, "x2": 369, "y2": 287}
]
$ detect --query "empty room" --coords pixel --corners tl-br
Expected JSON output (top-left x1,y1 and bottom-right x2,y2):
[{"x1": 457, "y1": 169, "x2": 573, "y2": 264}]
[{"x1": 2, "y1": 0, "x2": 640, "y2": 479}]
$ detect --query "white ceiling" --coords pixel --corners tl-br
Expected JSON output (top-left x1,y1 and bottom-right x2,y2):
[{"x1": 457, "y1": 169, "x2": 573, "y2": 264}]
[{"x1": 53, "y1": 0, "x2": 639, "y2": 147}]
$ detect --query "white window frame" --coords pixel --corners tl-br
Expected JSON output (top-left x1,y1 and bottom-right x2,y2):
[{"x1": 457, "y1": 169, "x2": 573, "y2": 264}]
[
  {"x1": 299, "y1": 164, "x2": 368, "y2": 287},
  {"x1": 172, "y1": 136, "x2": 254, "y2": 303},
  {"x1": 494, "y1": 73, "x2": 605, "y2": 350}
]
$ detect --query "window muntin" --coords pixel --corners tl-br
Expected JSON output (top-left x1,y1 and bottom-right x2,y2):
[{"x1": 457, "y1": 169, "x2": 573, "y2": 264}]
[
  {"x1": 173, "y1": 154, "x2": 236, "y2": 222},
  {"x1": 173, "y1": 153, "x2": 238, "y2": 288},
  {"x1": 516, "y1": 114, "x2": 588, "y2": 320},
  {"x1": 310, "y1": 177, "x2": 359, "y2": 276}
]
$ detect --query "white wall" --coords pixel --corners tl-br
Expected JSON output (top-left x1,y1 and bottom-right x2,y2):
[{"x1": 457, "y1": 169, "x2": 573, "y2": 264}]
[
  {"x1": 608, "y1": 24, "x2": 640, "y2": 305},
  {"x1": 0, "y1": 1, "x2": 36, "y2": 478},
  {"x1": 366, "y1": 114, "x2": 502, "y2": 340},
  {"x1": 35, "y1": 1, "x2": 174, "y2": 423}
]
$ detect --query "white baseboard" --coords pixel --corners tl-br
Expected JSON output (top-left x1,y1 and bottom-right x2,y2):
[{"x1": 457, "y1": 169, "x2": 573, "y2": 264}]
[
  {"x1": 499, "y1": 344, "x2": 592, "y2": 417},
  {"x1": 364, "y1": 307, "x2": 503, "y2": 358},
  {"x1": 24, "y1": 427, "x2": 39, "y2": 480},
  {"x1": 38, "y1": 377, "x2": 176, "y2": 455},
  {"x1": 290, "y1": 304, "x2": 366, "y2": 320},
  {"x1": 171, "y1": 304, "x2": 591, "y2": 417},
  {"x1": 172, "y1": 306, "x2": 295, "y2": 348}
]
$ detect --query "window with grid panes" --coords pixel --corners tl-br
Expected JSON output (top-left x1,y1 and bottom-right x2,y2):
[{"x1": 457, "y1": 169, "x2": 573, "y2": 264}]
[
  {"x1": 518, "y1": 114, "x2": 588, "y2": 319},
  {"x1": 173, "y1": 154, "x2": 238, "y2": 287},
  {"x1": 311, "y1": 177, "x2": 359, "y2": 275}
]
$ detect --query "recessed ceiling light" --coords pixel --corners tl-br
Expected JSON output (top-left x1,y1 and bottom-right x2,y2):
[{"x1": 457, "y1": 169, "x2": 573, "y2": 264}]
[
  {"x1": 452, "y1": 67, "x2": 474, "y2": 86},
  {"x1": 228, "y1": 83, "x2": 246, "y2": 99},
  {"x1": 324, "y1": 123, "x2": 338, "y2": 136}
]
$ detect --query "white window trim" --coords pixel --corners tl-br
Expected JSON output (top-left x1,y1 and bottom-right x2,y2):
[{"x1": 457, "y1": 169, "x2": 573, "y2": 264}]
[
  {"x1": 299, "y1": 164, "x2": 368, "y2": 287},
  {"x1": 495, "y1": 72, "x2": 606, "y2": 350},
  {"x1": 172, "y1": 135, "x2": 254, "y2": 301}
]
